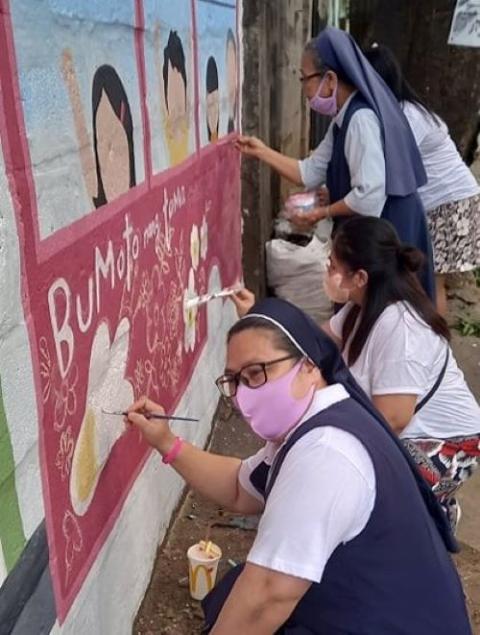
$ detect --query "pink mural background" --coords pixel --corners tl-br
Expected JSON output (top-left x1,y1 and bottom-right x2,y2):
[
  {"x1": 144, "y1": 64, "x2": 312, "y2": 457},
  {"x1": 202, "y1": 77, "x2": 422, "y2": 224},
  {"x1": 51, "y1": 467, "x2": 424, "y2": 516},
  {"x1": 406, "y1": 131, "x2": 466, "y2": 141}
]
[{"x1": 0, "y1": 0, "x2": 241, "y2": 622}]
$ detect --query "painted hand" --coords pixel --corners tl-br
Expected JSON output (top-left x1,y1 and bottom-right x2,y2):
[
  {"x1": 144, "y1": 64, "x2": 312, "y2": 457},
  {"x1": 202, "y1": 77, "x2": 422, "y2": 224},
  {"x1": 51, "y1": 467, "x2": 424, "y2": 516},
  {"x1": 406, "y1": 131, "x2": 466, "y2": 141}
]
[
  {"x1": 235, "y1": 135, "x2": 267, "y2": 158},
  {"x1": 60, "y1": 48, "x2": 75, "y2": 82},
  {"x1": 126, "y1": 396, "x2": 173, "y2": 453},
  {"x1": 231, "y1": 288, "x2": 256, "y2": 318}
]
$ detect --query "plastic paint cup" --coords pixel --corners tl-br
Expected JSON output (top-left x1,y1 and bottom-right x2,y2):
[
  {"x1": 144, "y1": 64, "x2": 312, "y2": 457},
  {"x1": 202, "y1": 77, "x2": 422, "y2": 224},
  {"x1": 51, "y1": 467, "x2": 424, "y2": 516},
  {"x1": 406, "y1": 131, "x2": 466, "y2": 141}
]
[
  {"x1": 284, "y1": 192, "x2": 318, "y2": 216},
  {"x1": 187, "y1": 541, "x2": 222, "y2": 601}
]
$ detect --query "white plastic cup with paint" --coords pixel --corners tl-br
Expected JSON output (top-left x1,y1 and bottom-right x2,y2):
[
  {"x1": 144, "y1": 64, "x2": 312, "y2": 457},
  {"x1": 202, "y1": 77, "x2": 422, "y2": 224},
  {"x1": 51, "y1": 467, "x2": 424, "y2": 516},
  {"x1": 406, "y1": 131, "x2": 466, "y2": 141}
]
[
  {"x1": 187, "y1": 541, "x2": 222, "y2": 601},
  {"x1": 284, "y1": 191, "x2": 319, "y2": 217}
]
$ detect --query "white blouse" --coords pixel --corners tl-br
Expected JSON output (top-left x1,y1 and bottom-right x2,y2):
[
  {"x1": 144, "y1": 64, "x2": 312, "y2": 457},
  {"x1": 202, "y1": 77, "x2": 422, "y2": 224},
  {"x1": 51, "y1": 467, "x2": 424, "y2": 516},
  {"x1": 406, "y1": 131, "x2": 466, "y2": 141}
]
[
  {"x1": 238, "y1": 384, "x2": 376, "y2": 583},
  {"x1": 402, "y1": 101, "x2": 479, "y2": 212},
  {"x1": 330, "y1": 301, "x2": 480, "y2": 440}
]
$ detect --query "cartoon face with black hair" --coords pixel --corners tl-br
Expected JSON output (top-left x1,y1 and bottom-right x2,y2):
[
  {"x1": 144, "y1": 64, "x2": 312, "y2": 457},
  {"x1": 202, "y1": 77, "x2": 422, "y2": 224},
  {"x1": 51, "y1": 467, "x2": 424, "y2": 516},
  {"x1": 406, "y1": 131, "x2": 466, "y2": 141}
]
[
  {"x1": 61, "y1": 49, "x2": 136, "y2": 211},
  {"x1": 206, "y1": 56, "x2": 219, "y2": 143},
  {"x1": 92, "y1": 65, "x2": 136, "y2": 208},
  {"x1": 226, "y1": 29, "x2": 238, "y2": 133},
  {"x1": 163, "y1": 30, "x2": 189, "y2": 165}
]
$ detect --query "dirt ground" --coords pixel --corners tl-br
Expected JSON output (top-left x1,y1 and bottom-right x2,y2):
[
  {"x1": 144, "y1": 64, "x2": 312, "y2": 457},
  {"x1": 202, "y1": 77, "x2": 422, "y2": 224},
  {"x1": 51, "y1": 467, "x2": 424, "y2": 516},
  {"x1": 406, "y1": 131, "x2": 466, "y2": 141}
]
[
  {"x1": 134, "y1": 409, "x2": 480, "y2": 635},
  {"x1": 133, "y1": 407, "x2": 262, "y2": 635},
  {"x1": 134, "y1": 279, "x2": 480, "y2": 635}
]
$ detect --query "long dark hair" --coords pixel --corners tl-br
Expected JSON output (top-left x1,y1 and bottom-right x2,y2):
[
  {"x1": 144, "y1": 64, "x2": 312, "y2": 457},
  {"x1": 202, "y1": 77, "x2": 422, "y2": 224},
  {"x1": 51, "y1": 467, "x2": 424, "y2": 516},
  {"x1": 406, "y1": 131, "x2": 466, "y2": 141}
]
[
  {"x1": 92, "y1": 65, "x2": 136, "y2": 208},
  {"x1": 364, "y1": 44, "x2": 438, "y2": 123},
  {"x1": 333, "y1": 217, "x2": 450, "y2": 366}
]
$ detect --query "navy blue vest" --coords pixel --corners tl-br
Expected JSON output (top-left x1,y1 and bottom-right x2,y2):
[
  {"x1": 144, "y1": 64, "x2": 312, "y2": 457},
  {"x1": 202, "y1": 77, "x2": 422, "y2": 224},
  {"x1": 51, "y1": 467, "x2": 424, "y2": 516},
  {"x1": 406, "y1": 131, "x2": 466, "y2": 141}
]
[
  {"x1": 203, "y1": 398, "x2": 471, "y2": 634},
  {"x1": 326, "y1": 94, "x2": 436, "y2": 301}
]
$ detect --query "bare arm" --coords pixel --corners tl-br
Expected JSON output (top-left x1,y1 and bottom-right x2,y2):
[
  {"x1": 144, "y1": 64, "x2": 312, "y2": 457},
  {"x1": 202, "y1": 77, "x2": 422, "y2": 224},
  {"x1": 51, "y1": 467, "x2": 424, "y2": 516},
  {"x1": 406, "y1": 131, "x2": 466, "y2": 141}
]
[
  {"x1": 236, "y1": 136, "x2": 302, "y2": 185},
  {"x1": 211, "y1": 563, "x2": 311, "y2": 634},
  {"x1": 128, "y1": 398, "x2": 263, "y2": 514},
  {"x1": 60, "y1": 49, "x2": 98, "y2": 201},
  {"x1": 372, "y1": 394, "x2": 417, "y2": 435}
]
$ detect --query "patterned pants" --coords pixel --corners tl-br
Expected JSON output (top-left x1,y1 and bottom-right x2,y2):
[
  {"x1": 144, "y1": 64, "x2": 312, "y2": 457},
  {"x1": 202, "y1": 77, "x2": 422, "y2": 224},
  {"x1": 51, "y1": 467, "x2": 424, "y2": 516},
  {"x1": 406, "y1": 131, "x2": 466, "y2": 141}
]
[{"x1": 402, "y1": 435, "x2": 480, "y2": 531}]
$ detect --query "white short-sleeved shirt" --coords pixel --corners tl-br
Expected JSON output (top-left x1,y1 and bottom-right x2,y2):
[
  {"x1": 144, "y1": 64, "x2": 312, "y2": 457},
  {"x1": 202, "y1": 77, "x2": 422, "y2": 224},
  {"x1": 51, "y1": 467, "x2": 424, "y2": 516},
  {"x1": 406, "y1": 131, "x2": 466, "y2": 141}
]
[
  {"x1": 330, "y1": 302, "x2": 480, "y2": 439},
  {"x1": 238, "y1": 384, "x2": 376, "y2": 583},
  {"x1": 298, "y1": 92, "x2": 387, "y2": 217},
  {"x1": 403, "y1": 102, "x2": 479, "y2": 212}
]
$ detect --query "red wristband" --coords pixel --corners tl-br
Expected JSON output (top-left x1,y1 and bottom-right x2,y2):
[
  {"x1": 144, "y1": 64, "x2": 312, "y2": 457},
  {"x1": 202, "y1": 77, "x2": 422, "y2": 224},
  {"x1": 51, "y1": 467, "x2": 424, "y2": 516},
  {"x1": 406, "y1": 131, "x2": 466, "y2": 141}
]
[{"x1": 162, "y1": 436, "x2": 184, "y2": 465}]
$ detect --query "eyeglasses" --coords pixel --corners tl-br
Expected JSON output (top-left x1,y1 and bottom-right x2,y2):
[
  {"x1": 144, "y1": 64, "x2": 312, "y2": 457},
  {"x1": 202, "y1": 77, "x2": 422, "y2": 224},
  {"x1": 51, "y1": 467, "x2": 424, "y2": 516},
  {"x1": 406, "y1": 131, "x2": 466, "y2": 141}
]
[
  {"x1": 299, "y1": 72, "x2": 322, "y2": 83},
  {"x1": 215, "y1": 355, "x2": 298, "y2": 398}
]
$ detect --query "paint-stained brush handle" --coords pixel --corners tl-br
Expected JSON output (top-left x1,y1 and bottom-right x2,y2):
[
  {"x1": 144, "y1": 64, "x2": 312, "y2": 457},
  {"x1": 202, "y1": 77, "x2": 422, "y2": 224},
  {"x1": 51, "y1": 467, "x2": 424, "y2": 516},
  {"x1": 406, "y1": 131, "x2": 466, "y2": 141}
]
[
  {"x1": 145, "y1": 413, "x2": 199, "y2": 423},
  {"x1": 102, "y1": 409, "x2": 198, "y2": 422}
]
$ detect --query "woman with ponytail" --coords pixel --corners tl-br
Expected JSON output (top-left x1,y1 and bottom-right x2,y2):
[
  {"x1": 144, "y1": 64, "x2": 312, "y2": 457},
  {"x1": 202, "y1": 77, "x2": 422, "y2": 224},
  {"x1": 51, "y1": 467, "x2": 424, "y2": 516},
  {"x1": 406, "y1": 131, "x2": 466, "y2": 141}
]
[
  {"x1": 323, "y1": 216, "x2": 480, "y2": 530},
  {"x1": 232, "y1": 215, "x2": 480, "y2": 531},
  {"x1": 364, "y1": 43, "x2": 480, "y2": 316}
]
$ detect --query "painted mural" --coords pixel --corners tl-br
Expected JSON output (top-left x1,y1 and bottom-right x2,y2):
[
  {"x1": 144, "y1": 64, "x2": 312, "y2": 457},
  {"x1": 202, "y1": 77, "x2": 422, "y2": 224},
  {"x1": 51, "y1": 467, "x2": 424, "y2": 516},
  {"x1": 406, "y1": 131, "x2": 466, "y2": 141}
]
[{"x1": 0, "y1": 0, "x2": 241, "y2": 628}]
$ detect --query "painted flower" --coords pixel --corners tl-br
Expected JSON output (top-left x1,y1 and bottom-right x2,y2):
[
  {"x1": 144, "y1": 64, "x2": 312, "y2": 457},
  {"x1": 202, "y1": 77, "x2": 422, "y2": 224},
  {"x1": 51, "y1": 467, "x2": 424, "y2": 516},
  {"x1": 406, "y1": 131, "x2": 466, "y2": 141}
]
[
  {"x1": 190, "y1": 224, "x2": 200, "y2": 270},
  {"x1": 136, "y1": 270, "x2": 153, "y2": 313},
  {"x1": 63, "y1": 510, "x2": 83, "y2": 583},
  {"x1": 53, "y1": 365, "x2": 78, "y2": 432},
  {"x1": 155, "y1": 232, "x2": 172, "y2": 276},
  {"x1": 134, "y1": 359, "x2": 146, "y2": 394},
  {"x1": 165, "y1": 281, "x2": 182, "y2": 340},
  {"x1": 144, "y1": 359, "x2": 160, "y2": 394},
  {"x1": 183, "y1": 267, "x2": 198, "y2": 352},
  {"x1": 55, "y1": 426, "x2": 74, "y2": 481},
  {"x1": 200, "y1": 216, "x2": 208, "y2": 261},
  {"x1": 39, "y1": 336, "x2": 53, "y2": 403}
]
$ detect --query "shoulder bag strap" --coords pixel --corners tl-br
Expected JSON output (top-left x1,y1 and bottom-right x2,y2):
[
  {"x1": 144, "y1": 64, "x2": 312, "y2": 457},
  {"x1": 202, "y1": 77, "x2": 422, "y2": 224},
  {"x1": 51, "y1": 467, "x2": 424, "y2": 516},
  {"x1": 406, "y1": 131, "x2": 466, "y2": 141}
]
[{"x1": 414, "y1": 348, "x2": 450, "y2": 414}]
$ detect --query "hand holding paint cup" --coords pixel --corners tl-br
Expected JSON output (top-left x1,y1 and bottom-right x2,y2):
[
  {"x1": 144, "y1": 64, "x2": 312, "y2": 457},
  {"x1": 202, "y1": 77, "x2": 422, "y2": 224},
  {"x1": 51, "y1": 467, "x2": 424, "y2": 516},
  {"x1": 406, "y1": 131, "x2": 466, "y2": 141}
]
[
  {"x1": 187, "y1": 540, "x2": 222, "y2": 600},
  {"x1": 284, "y1": 191, "x2": 319, "y2": 218}
]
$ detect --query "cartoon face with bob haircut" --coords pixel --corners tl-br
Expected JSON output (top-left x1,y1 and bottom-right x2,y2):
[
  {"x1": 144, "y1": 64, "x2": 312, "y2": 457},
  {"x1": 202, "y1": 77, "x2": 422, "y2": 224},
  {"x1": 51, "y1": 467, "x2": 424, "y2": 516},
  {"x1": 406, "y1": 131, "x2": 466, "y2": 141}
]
[
  {"x1": 226, "y1": 29, "x2": 238, "y2": 133},
  {"x1": 163, "y1": 30, "x2": 190, "y2": 165},
  {"x1": 206, "y1": 56, "x2": 219, "y2": 143}
]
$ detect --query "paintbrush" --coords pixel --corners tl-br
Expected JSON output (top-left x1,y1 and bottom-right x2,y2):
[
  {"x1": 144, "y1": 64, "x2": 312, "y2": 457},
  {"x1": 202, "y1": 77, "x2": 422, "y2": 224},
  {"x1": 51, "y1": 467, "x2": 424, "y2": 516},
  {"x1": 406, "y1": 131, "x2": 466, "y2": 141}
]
[
  {"x1": 185, "y1": 287, "x2": 242, "y2": 310},
  {"x1": 101, "y1": 408, "x2": 198, "y2": 422}
]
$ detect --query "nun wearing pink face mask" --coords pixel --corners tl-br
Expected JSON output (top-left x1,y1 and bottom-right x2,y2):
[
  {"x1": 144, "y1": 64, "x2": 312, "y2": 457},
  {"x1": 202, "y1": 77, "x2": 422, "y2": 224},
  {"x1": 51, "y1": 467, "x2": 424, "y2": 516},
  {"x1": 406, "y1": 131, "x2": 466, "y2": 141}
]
[
  {"x1": 236, "y1": 26, "x2": 435, "y2": 301},
  {"x1": 126, "y1": 296, "x2": 472, "y2": 635}
]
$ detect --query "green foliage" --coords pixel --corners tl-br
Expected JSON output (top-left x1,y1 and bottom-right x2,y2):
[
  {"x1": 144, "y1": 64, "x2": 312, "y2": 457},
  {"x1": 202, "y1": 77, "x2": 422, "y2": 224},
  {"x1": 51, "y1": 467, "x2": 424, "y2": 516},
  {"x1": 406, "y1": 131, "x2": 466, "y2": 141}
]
[
  {"x1": 455, "y1": 317, "x2": 480, "y2": 338},
  {"x1": 474, "y1": 268, "x2": 480, "y2": 288}
]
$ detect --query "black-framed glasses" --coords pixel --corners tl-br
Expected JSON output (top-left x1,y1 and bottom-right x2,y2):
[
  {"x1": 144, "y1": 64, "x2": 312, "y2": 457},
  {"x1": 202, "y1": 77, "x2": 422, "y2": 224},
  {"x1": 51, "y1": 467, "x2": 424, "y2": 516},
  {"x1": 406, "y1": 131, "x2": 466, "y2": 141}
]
[
  {"x1": 299, "y1": 72, "x2": 322, "y2": 83},
  {"x1": 215, "y1": 355, "x2": 298, "y2": 398}
]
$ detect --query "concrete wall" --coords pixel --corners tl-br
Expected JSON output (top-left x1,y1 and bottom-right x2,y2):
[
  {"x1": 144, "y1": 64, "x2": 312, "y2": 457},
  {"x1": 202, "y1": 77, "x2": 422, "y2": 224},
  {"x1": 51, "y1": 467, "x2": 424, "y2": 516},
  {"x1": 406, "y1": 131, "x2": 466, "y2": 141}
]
[
  {"x1": 240, "y1": 0, "x2": 330, "y2": 296},
  {"x1": 350, "y1": 0, "x2": 480, "y2": 159},
  {"x1": 0, "y1": 1, "x2": 241, "y2": 632}
]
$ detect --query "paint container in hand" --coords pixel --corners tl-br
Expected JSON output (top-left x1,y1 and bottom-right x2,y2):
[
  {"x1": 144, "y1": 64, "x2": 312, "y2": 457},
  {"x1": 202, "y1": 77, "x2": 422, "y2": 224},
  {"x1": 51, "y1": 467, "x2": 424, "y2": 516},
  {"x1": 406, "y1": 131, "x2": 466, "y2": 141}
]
[
  {"x1": 187, "y1": 541, "x2": 222, "y2": 600},
  {"x1": 284, "y1": 191, "x2": 319, "y2": 218}
]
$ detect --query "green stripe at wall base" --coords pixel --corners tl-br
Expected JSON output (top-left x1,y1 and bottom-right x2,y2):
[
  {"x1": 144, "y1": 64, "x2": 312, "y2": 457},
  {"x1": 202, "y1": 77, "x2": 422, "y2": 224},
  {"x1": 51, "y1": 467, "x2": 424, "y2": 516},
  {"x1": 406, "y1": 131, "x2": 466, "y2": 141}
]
[{"x1": 0, "y1": 378, "x2": 26, "y2": 573}]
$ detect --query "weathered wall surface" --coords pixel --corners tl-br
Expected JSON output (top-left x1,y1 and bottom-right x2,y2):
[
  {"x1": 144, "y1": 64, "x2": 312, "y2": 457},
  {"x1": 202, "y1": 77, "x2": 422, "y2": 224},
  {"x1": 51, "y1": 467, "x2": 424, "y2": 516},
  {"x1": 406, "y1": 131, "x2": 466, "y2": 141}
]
[
  {"x1": 241, "y1": 0, "x2": 323, "y2": 295},
  {"x1": 350, "y1": 0, "x2": 480, "y2": 159},
  {"x1": 0, "y1": 0, "x2": 242, "y2": 632}
]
